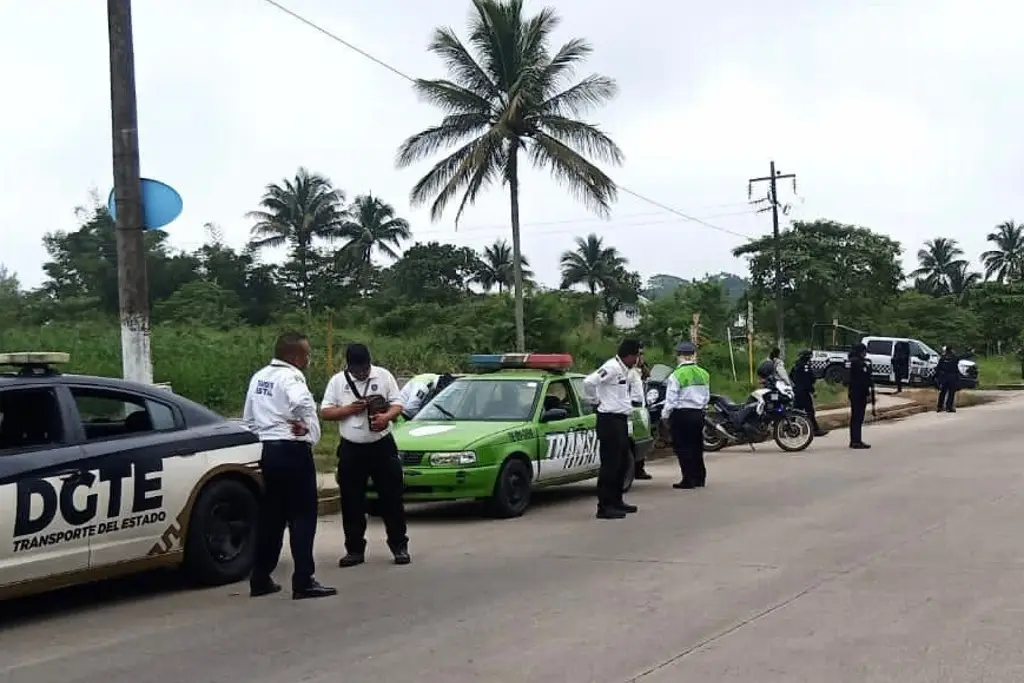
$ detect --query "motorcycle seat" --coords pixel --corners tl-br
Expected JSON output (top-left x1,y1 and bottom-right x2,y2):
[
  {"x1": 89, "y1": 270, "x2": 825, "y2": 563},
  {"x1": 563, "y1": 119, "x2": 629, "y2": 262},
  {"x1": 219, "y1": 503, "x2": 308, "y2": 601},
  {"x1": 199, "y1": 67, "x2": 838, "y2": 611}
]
[{"x1": 711, "y1": 395, "x2": 743, "y2": 411}]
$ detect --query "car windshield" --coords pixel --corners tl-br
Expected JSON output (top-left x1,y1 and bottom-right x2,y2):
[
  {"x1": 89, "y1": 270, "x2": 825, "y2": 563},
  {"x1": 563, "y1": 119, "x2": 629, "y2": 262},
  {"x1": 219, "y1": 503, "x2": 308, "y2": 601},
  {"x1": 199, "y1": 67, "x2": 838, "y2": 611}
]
[
  {"x1": 648, "y1": 364, "x2": 673, "y2": 382},
  {"x1": 413, "y1": 378, "x2": 541, "y2": 422}
]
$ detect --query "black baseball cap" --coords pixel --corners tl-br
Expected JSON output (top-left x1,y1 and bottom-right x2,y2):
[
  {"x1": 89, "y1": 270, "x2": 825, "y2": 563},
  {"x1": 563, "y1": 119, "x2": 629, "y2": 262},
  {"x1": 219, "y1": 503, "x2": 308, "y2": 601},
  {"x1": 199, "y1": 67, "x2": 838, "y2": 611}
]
[{"x1": 345, "y1": 343, "x2": 371, "y2": 367}]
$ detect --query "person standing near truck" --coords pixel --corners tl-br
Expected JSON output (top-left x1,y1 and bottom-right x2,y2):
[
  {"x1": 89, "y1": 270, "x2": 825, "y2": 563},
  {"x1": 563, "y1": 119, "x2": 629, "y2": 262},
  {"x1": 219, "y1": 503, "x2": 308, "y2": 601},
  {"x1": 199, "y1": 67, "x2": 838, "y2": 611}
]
[
  {"x1": 935, "y1": 345, "x2": 960, "y2": 413},
  {"x1": 847, "y1": 342, "x2": 873, "y2": 449},
  {"x1": 891, "y1": 340, "x2": 910, "y2": 393}
]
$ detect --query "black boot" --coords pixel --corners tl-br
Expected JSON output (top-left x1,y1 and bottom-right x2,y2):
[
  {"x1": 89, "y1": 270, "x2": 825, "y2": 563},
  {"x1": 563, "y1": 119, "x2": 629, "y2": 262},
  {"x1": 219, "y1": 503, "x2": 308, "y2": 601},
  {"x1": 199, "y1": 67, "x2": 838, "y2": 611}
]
[
  {"x1": 634, "y1": 462, "x2": 653, "y2": 480},
  {"x1": 293, "y1": 579, "x2": 337, "y2": 600}
]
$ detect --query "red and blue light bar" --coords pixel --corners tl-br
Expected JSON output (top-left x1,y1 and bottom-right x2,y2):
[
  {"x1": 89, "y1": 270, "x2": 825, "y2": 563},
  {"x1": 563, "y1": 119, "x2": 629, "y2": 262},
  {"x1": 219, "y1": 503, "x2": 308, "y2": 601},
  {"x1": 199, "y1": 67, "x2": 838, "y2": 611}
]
[{"x1": 468, "y1": 353, "x2": 574, "y2": 371}]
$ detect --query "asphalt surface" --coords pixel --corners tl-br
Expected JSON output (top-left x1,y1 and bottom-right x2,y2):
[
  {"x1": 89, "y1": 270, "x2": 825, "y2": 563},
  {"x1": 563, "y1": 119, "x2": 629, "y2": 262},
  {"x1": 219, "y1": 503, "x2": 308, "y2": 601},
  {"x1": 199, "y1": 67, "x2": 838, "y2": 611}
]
[{"x1": 3, "y1": 393, "x2": 1023, "y2": 683}]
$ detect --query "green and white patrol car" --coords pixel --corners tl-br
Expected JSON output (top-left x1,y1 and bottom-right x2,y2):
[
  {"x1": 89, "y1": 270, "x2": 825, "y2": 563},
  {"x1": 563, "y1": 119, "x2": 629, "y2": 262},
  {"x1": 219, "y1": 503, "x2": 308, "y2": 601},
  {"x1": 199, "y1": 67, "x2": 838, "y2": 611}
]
[{"x1": 380, "y1": 353, "x2": 653, "y2": 518}]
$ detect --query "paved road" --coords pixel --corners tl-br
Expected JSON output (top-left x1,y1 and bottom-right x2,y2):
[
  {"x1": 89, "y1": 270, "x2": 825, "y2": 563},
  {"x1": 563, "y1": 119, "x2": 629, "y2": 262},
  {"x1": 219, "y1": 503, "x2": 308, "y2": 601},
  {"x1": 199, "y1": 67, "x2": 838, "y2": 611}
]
[{"x1": 3, "y1": 394, "x2": 1023, "y2": 683}]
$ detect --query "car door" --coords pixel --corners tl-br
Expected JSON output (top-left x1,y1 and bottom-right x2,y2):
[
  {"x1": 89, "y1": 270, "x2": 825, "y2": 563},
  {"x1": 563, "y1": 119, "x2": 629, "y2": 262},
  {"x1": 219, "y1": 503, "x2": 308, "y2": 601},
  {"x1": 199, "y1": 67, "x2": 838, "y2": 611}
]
[
  {"x1": 65, "y1": 384, "x2": 204, "y2": 568},
  {"x1": 535, "y1": 379, "x2": 594, "y2": 482},
  {"x1": 0, "y1": 385, "x2": 91, "y2": 588},
  {"x1": 863, "y1": 338, "x2": 894, "y2": 379},
  {"x1": 906, "y1": 340, "x2": 932, "y2": 382}
]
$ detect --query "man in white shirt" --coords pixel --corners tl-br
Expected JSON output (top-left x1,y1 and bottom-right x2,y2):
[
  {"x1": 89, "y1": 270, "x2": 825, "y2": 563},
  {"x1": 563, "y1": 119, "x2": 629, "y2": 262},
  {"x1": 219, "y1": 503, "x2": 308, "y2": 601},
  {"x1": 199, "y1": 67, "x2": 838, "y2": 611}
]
[
  {"x1": 627, "y1": 359, "x2": 652, "y2": 481},
  {"x1": 660, "y1": 341, "x2": 711, "y2": 489},
  {"x1": 242, "y1": 332, "x2": 336, "y2": 600},
  {"x1": 582, "y1": 339, "x2": 644, "y2": 520},
  {"x1": 399, "y1": 372, "x2": 439, "y2": 418},
  {"x1": 320, "y1": 343, "x2": 410, "y2": 567}
]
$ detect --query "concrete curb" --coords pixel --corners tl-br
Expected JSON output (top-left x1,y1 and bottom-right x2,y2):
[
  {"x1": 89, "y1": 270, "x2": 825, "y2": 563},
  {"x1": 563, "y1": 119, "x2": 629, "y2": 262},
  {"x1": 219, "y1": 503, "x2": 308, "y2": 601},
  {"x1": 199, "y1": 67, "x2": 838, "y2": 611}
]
[{"x1": 988, "y1": 384, "x2": 1024, "y2": 390}]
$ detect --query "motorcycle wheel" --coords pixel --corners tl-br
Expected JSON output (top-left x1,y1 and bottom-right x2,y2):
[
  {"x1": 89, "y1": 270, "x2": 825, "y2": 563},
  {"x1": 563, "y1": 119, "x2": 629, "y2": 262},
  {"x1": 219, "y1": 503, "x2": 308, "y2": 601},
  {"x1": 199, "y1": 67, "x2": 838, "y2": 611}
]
[
  {"x1": 703, "y1": 420, "x2": 727, "y2": 452},
  {"x1": 772, "y1": 414, "x2": 814, "y2": 452}
]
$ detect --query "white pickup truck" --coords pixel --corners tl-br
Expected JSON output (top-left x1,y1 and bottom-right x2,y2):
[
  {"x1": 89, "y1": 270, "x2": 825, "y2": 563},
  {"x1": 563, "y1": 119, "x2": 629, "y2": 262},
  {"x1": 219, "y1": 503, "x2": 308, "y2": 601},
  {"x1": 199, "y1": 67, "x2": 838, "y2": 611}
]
[{"x1": 810, "y1": 332, "x2": 979, "y2": 389}]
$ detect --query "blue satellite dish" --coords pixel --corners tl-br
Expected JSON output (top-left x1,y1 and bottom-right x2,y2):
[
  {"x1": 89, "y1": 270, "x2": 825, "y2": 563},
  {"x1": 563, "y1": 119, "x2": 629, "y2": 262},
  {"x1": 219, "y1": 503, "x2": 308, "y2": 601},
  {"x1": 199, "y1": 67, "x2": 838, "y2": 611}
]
[{"x1": 107, "y1": 178, "x2": 183, "y2": 230}]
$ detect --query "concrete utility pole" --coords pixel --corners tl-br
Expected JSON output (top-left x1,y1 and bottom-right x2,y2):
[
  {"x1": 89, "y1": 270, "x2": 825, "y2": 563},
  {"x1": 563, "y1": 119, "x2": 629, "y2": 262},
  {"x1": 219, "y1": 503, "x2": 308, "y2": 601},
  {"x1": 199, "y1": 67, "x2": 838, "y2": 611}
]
[
  {"x1": 107, "y1": 0, "x2": 152, "y2": 384},
  {"x1": 748, "y1": 161, "x2": 796, "y2": 357}
]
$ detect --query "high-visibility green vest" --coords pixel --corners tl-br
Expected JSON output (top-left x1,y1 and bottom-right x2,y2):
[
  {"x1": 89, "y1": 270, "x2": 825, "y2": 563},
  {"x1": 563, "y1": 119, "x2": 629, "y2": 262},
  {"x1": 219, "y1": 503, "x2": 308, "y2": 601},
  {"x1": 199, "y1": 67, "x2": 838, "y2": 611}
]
[{"x1": 671, "y1": 363, "x2": 710, "y2": 387}]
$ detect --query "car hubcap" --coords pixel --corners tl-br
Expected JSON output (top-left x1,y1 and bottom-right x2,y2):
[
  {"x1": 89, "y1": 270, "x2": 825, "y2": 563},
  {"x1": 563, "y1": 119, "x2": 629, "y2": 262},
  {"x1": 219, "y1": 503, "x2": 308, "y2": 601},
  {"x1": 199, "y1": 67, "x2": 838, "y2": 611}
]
[
  {"x1": 206, "y1": 500, "x2": 251, "y2": 563},
  {"x1": 506, "y1": 471, "x2": 527, "y2": 507}
]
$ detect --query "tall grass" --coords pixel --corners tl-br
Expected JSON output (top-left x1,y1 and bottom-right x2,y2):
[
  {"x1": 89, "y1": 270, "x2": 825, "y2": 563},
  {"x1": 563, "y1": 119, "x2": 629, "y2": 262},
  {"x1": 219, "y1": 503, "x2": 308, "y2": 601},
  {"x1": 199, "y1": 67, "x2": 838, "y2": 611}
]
[{"x1": 4, "y1": 321, "x2": 1014, "y2": 419}]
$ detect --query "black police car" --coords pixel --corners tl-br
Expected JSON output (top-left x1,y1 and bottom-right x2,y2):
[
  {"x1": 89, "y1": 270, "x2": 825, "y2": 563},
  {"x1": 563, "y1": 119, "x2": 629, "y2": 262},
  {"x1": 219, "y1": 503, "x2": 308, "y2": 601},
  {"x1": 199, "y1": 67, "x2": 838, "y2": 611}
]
[{"x1": 0, "y1": 352, "x2": 263, "y2": 600}]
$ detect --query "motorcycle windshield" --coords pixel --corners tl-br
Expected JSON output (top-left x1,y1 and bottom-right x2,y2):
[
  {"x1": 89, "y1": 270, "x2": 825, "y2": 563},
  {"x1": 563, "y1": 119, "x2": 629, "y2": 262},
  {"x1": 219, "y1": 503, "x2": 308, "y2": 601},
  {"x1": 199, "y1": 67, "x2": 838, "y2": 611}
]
[{"x1": 649, "y1": 364, "x2": 673, "y2": 382}]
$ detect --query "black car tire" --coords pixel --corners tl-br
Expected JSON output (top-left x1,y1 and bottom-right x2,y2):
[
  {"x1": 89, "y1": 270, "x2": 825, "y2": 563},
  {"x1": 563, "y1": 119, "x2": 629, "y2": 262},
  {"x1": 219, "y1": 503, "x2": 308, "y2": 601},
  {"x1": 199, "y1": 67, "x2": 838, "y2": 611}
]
[
  {"x1": 485, "y1": 457, "x2": 533, "y2": 519},
  {"x1": 183, "y1": 477, "x2": 260, "y2": 586},
  {"x1": 824, "y1": 364, "x2": 846, "y2": 385}
]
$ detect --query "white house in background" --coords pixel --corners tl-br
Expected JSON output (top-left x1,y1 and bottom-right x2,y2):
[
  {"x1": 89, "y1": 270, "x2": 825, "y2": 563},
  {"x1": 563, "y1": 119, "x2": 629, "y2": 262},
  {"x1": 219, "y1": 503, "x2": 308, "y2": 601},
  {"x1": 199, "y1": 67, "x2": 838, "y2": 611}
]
[{"x1": 604, "y1": 296, "x2": 650, "y2": 330}]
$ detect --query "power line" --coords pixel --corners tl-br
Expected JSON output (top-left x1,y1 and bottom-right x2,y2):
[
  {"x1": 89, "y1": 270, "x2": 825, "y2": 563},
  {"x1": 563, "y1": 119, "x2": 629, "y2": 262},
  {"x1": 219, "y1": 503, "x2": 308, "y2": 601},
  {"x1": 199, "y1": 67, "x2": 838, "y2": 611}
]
[{"x1": 258, "y1": 0, "x2": 752, "y2": 241}]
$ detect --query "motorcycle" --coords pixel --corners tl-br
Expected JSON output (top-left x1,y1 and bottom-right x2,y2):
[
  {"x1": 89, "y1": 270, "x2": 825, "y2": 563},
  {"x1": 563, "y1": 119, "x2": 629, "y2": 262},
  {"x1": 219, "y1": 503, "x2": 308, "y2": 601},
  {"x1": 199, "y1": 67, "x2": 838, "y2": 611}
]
[
  {"x1": 702, "y1": 378, "x2": 815, "y2": 453},
  {"x1": 644, "y1": 363, "x2": 672, "y2": 448}
]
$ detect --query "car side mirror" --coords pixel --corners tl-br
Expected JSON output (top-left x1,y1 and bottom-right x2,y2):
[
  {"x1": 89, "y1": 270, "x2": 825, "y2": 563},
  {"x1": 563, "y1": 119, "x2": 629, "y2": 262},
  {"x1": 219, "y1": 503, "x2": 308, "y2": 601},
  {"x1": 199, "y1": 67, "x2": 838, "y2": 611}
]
[
  {"x1": 540, "y1": 407, "x2": 568, "y2": 423},
  {"x1": 917, "y1": 353, "x2": 929, "y2": 361}
]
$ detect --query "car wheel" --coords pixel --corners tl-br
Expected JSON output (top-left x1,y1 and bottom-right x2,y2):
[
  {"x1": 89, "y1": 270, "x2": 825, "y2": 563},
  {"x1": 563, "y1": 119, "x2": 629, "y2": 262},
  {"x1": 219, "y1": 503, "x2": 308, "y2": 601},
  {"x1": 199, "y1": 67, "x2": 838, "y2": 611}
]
[
  {"x1": 485, "y1": 457, "x2": 532, "y2": 519},
  {"x1": 183, "y1": 477, "x2": 260, "y2": 586},
  {"x1": 824, "y1": 365, "x2": 846, "y2": 385}
]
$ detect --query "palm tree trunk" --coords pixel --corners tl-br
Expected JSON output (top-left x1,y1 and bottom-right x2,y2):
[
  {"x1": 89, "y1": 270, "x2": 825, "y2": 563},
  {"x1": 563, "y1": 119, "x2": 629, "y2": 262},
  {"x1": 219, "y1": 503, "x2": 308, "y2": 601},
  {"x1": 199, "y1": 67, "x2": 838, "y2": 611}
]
[
  {"x1": 298, "y1": 241, "x2": 309, "y2": 309},
  {"x1": 508, "y1": 144, "x2": 526, "y2": 352}
]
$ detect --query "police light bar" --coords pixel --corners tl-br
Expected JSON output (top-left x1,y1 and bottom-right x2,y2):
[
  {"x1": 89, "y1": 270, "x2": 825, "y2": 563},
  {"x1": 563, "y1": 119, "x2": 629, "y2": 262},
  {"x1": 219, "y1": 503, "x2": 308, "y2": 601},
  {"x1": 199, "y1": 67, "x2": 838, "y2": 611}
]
[
  {"x1": 0, "y1": 352, "x2": 70, "y2": 366},
  {"x1": 468, "y1": 353, "x2": 573, "y2": 371}
]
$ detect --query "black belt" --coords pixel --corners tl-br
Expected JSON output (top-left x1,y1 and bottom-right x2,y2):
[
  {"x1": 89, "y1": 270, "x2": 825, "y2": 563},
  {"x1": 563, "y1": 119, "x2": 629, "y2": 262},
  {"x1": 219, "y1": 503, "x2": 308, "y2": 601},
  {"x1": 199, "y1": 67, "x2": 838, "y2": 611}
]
[{"x1": 597, "y1": 412, "x2": 629, "y2": 418}]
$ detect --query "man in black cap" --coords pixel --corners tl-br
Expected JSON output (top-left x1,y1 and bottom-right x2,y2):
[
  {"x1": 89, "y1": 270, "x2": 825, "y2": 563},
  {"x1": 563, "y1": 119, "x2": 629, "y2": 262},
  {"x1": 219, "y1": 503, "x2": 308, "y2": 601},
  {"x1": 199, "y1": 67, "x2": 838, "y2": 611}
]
[
  {"x1": 582, "y1": 339, "x2": 643, "y2": 519},
  {"x1": 320, "y1": 343, "x2": 411, "y2": 566},
  {"x1": 846, "y1": 342, "x2": 873, "y2": 449},
  {"x1": 789, "y1": 349, "x2": 827, "y2": 437}
]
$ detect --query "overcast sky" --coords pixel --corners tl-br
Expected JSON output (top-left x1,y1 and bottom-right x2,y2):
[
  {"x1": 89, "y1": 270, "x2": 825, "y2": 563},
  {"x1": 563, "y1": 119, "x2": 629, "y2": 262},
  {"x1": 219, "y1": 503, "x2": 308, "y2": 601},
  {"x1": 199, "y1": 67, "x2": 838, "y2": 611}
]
[{"x1": 1, "y1": 0, "x2": 1020, "y2": 290}]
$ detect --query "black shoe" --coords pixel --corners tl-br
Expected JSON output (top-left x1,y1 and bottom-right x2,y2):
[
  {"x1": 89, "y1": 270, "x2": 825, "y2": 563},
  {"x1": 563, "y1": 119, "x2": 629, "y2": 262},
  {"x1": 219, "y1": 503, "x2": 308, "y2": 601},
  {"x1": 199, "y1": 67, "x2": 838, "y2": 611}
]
[
  {"x1": 615, "y1": 502, "x2": 638, "y2": 514},
  {"x1": 814, "y1": 430, "x2": 829, "y2": 437},
  {"x1": 850, "y1": 442, "x2": 871, "y2": 449},
  {"x1": 392, "y1": 548, "x2": 412, "y2": 565},
  {"x1": 936, "y1": 407, "x2": 944, "y2": 413},
  {"x1": 249, "y1": 579, "x2": 282, "y2": 598},
  {"x1": 338, "y1": 552, "x2": 365, "y2": 568},
  {"x1": 596, "y1": 507, "x2": 627, "y2": 519},
  {"x1": 292, "y1": 579, "x2": 337, "y2": 600},
  {"x1": 947, "y1": 408, "x2": 956, "y2": 413},
  {"x1": 635, "y1": 469, "x2": 653, "y2": 480},
  {"x1": 673, "y1": 480, "x2": 698, "y2": 489}
]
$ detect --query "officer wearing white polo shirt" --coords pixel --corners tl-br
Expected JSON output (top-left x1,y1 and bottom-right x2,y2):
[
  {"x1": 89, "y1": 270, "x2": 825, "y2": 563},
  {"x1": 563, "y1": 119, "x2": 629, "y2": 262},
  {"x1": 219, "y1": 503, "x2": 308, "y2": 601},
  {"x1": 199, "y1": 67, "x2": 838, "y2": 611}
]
[
  {"x1": 243, "y1": 331, "x2": 336, "y2": 600},
  {"x1": 321, "y1": 343, "x2": 410, "y2": 567},
  {"x1": 583, "y1": 339, "x2": 643, "y2": 520}
]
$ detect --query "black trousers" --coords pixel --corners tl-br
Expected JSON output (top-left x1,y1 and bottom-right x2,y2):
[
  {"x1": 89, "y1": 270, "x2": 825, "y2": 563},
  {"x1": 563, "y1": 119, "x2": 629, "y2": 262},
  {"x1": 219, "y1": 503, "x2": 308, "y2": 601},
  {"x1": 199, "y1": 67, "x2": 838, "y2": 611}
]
[
  {"x1": 793, "y1": 390, "x2": 820, "y2": 433},
  {"x1": 252, "y1": 440, "x2": 318, "y2": 590},
  {"x1": 336, "y1": 434, "x2": 408, "y2": 555},
  {"x1": 892, "y1": 360, "x2": 909, "y2": 391},
  {"x1": 595, "y1": 412, "x2": 630, "y2": 508},
  {"x1": 937, "y1": 381, "x2": 957, "y2": 411},
  {"x1": 848, "y1": 393, "x2": 868, "y2": 445},
  {"x1": 669, "y1": 409, "x2": 706, "y2": 485}
]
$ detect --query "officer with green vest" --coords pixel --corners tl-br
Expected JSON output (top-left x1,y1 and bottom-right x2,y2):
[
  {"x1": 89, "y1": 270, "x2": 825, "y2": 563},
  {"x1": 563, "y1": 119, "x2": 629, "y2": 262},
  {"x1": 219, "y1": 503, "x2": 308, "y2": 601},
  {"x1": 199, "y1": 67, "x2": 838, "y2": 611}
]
[
  {"x1": 399, "y1": 373, "x2": 439, "y2": 419},
  {"x1": 660, "y1": 341, "x2": 711, "y2": 489}
]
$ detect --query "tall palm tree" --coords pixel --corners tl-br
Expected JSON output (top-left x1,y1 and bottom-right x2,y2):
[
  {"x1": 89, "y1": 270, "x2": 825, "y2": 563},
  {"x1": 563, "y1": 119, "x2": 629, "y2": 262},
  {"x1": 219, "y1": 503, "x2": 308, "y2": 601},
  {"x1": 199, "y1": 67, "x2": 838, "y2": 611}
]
[
  {"x1": 947, "y1": 262, "x2": 982, "y2": 304},
  {"x1": 559, "y1": 233, "x2": 626, "y2": 295},
  {"x1": 337, "y1": 194, "x2": 412, "y2": 266},
  {"x1": 476, "y1": 239, "x2": 533, "y2": 294},
  {"x1": 981, "y1": 220, "x2": 1024, "y2": 283},
  {"x1": 395, "y1": 0, "x2": 623, "y2": 351},
  {"x1": 246, "y1": 167, "x2": 345, "y2": 308},
  {"x1": 910, "y1": 237, "x2": 969, "y2": 296}
]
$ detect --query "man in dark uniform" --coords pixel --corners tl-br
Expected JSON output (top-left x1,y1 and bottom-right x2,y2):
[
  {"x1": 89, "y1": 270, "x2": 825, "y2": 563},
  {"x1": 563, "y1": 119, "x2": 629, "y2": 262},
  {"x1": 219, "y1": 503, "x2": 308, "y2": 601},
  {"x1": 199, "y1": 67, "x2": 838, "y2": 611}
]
[
  {"x1": 935, "y1": 345, "x2": 960, "y2": 413},
  {"x1": 789, "y1": 349, "x2": 827, "y2": 437},
  {"x1": 847, "y1": 342, "x2": 873, "y2": 449},
  {"x1": 891, "y1": 340, "x2": 911, "y2": 393},
  {"x1": 243, "y1": 332, "x2": 336, "y2": 600}
]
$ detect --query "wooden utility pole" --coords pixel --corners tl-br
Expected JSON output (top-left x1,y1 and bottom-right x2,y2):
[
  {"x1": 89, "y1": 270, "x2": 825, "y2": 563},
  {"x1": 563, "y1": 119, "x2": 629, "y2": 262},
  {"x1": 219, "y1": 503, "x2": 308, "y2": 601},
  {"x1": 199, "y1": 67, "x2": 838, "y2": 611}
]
[
  {"x1": 108, "y1": 0, "x2": 152, "y2": 384},
  {"x1": 748, "y1": 161, "x2": 796, "y2": 357}
]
